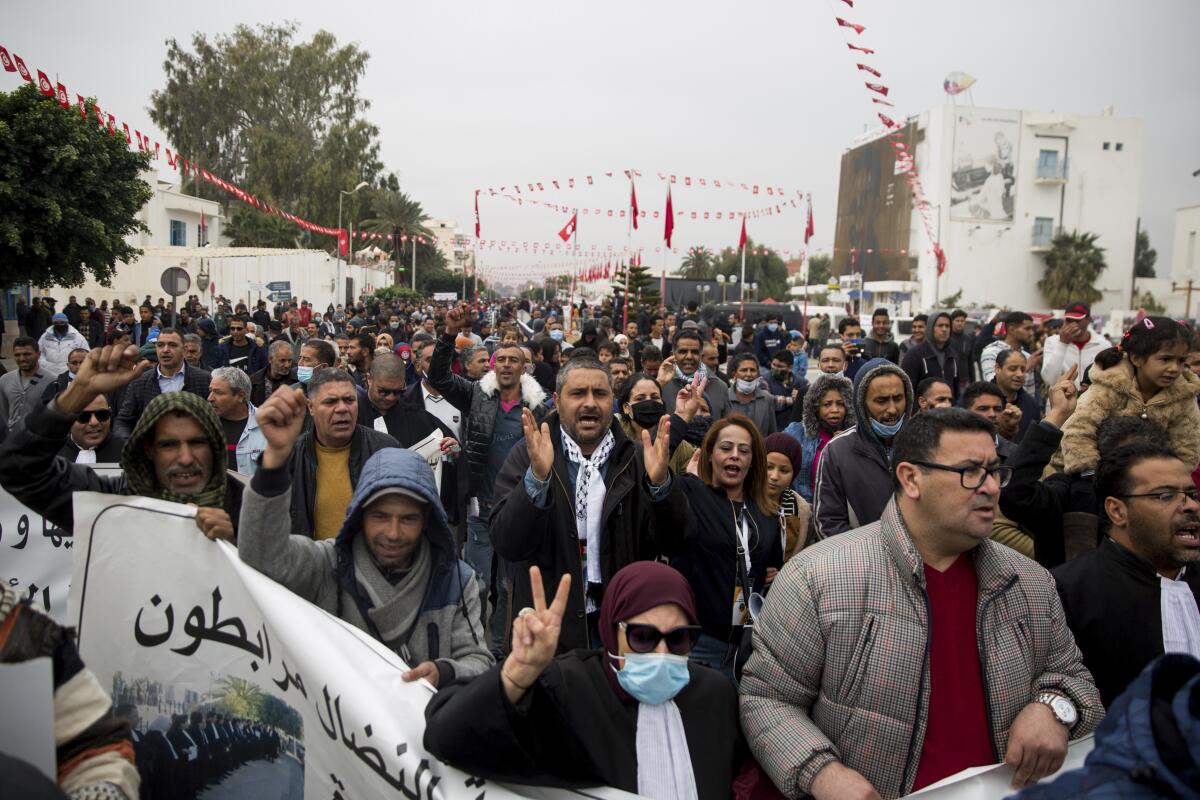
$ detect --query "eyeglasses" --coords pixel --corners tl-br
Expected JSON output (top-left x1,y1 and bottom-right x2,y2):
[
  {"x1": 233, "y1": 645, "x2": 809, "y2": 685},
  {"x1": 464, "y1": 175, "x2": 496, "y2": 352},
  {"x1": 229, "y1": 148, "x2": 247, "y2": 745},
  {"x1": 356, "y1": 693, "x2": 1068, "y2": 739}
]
[
  {"x1": 908, "y1": 460, "x2": 1013, "y2": 489},
  {"x1": 1117, "y1": 488, "x2": 1200, "y2": 506},
  {"x1": 77, "y1": 409, "x2": 112, "y2": 424},
  {"x1": 618, "y1": 622, "x2": 702, "y2": 655}
]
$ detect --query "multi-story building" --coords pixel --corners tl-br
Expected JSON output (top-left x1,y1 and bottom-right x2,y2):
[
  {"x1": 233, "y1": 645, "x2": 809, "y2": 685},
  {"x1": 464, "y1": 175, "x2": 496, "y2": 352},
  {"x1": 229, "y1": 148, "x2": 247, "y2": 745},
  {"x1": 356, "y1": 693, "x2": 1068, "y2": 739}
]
[{"x1": 832, "y1": 105, "x2": 1143, "y2": 313}]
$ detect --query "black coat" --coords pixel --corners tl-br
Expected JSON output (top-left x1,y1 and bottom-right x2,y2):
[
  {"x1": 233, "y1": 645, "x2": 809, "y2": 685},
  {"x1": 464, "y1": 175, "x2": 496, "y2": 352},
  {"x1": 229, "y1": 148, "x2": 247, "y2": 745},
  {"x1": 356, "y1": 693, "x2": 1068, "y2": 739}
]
[
  {"x1": 900, "y1": 338, "x2": 961, "y2": 402},
  {"x1": 489, "y1": 415, "x2": 693, "y2": 651},
  {"x1": 424, "y1": 652, "x2": 741, "y2": 800},
  {"x1": 1053, "y1": 539, "x2": 1200, "y2": 708},
  {"x1": 113, "y1": 365, "x2": 212, "y2": 439},
  {"x1": 286, "y1": 424, "x2": 398, "y2": 538},
  {"x1": 57, "y1": 433, "x2": 125, "y2": 463},
  {"x1": 248, "y1": 366, "x2": 298, "y2": 408}
]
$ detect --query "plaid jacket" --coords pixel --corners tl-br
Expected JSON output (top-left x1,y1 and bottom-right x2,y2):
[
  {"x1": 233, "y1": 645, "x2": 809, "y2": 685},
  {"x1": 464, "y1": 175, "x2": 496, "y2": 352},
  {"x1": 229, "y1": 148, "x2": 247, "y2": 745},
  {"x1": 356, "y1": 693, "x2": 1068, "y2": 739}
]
[{"x1": 739, "y1": 497, "x2": 1102, "y2": 799}]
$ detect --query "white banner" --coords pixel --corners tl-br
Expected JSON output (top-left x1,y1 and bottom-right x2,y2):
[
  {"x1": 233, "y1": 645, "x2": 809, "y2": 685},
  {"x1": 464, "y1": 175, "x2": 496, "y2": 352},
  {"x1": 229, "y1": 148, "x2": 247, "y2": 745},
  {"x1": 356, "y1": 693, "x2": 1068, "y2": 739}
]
[
  {"x1": 0, "y1": 465, "x2": 121, "y2": 623},
  {"x1": 68, "y1": 492, "x2": 638, "y2": 800}
]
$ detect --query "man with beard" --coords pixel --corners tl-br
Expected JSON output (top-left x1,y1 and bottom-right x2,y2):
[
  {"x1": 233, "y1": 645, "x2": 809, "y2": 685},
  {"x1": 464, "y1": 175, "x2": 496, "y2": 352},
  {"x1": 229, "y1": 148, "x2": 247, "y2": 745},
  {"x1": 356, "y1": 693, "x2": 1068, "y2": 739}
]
[
  {"x1": 57, "y1": 393, "x2": 124, "y2": 463},
  {"x1": 344, "y1": 332, "x2": 375, "y2": 388},
  {"x1": 660, "y1": 328, "x2": 730, "y2": 419},
  {"x1": 902, "y1": 311, "x2": 961, "y2": 404},
  {"x1": 0, "y1": 343, "x2": 241, "y2": 540},
  {"x1": 1053, "y1": 443, "x2": 1200, "y2": 707},
  {"x1": 283, "y1": 368, "x2": 397, "y2": 539},
  {"x1": 489, "y1": 356, "x2": 692, "y2": 652},
  {"x1": 216, "y1": 317, "x2": 267, "y2": 375},
  {"x1": 428, "y1": 307, "x2": 549, "y2": 650},
  {"x1": 114, "y1": 328, "x2": 212, "y2": 439},
  {"x1": 814, "y1": 358, "x2": 913, "y2": 538},
  {"x1": 208, "y1": 367, "x2": 266, "y2": 476},
  {"x1": 607, "y1": 356, "x2": 632, "y2": 413},
  {"x1": 358, "y1": 353, "x2": 454, "y2": 449},
  {"x1": 182, "y1": 333, "x2": 204, "y2": 368},
  {"x1": 250, "y1": 340, "x2": 299, "y2": 406}
]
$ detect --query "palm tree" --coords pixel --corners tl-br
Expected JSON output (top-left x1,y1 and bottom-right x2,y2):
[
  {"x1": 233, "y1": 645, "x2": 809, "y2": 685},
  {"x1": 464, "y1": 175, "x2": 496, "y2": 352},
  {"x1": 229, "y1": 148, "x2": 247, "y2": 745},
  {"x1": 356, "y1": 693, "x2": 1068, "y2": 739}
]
[
  {"x1": 361, "y1": 190, "x2": 434, "y2": 288},
  {"x1": 1037, "y1": 230, "x2": 1106, "y2": 307},
  {"x1": 209, "y1": 676, "x2": 263, "y2": 719},
  {"x1": 678, "y1": 246, "x2": 717, "y2": 280}
]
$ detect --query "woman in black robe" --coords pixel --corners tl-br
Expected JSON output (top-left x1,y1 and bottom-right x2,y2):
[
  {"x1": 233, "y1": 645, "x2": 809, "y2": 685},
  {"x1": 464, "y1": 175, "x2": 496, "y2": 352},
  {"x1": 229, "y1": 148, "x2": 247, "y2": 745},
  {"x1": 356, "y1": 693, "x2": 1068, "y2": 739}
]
[{"x1": 423, "y1": 562, "x2": 741, "y2": 799}]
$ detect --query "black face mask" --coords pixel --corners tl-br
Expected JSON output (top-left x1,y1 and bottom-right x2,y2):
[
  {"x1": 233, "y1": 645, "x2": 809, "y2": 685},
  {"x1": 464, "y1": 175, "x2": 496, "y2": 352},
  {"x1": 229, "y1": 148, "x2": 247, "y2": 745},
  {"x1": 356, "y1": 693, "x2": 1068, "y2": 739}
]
[
  {"x1": 684, "y1": 415, "x2": 714, "y2": 446},
  {"x1": 629, "y1": 399, "x2": 666, "y2": 429}
]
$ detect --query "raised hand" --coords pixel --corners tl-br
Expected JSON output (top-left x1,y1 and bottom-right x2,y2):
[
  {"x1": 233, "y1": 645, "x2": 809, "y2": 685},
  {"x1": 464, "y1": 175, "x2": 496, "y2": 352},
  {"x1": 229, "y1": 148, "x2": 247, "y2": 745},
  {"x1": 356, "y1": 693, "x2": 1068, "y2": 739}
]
[
  {"x1": 1045, "y1": 364, "x2": 1079, "y2": 428},
  {"x1": 998, "y1": 403, "x2": 1023, "y2": 441},
  {"x1": 256, "y1": 386, "x2": 308, "y2": 469},
  {"x1": 522, "y1": 407, "x2": 555, "y2": 481},
  {"x1": 58, "y1": 345, "x2": 152, "y2": 414},
  {"x1": 501, "y1": 566, "x2": 571, "y2": 703},
  {"x1": 443, "y1": 303, "x2": 469, "y2": 336},
  {"x1": 641, "y1": 415, "x2": 672, "y2": 487},
  {"x1": 686, "y1": 447, "x2": 702, "y2": 477},
  {"x1": 657, "y1": 356, "x2": 677, "y2": 386},
  {"x1": 674, "y1": 376, "x2": 708, "y2": 423}
]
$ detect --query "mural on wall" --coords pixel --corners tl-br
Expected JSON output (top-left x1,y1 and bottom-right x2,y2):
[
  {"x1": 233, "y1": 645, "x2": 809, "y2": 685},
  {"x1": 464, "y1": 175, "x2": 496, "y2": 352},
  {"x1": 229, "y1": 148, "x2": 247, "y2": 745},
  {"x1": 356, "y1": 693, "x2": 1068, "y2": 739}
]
[{"x1": 949, "y1": 108, "x2": 1021, "y2": 222}]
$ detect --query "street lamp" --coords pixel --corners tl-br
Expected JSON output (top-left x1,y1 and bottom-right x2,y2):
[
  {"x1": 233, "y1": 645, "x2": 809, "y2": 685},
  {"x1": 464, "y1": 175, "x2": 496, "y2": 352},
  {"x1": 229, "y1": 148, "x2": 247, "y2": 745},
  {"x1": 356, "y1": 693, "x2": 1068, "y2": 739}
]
[
  {"x1": 716, "y1": 274, "x2": 727, "y2": 303},
  {"x1": 337, "y1": 181, "x2": 370, "y2": 306}
]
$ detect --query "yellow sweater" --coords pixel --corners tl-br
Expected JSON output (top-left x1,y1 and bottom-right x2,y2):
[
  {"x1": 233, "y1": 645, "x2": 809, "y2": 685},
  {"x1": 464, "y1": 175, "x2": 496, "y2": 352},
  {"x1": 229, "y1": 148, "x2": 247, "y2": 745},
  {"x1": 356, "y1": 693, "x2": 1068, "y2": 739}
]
[{"x1": 314, "y1": 441, "x2": 353, "y2": 540}]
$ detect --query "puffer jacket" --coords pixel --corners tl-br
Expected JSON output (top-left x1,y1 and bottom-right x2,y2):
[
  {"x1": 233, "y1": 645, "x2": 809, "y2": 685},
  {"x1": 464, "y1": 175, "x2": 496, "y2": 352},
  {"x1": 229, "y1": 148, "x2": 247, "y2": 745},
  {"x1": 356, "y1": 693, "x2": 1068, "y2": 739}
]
[
  {"x1": 740, "y1": 498, "x2": 1104, "y2": 800},
  {"x1": 1017, "y1": 654, "x2": 1200, "y2": 800},
  {"x1": 1060, "y1": 358, "x2": 1200, "y2": 474},
  {"x1": 425, "y1": 333, "x2": 548, "y2": 503},
  {"x1": 238, "y1": 448, "x2": 494, "y2": 685},
  {"x1": 813, "y1": 358, "x2": 913, "y2": 538},
  {"x1": 783, "y1": 373, "x2": 855, "y2": 502},
  {"x1": 36, "y1": 325, "x2": 89, "y2": 375}
]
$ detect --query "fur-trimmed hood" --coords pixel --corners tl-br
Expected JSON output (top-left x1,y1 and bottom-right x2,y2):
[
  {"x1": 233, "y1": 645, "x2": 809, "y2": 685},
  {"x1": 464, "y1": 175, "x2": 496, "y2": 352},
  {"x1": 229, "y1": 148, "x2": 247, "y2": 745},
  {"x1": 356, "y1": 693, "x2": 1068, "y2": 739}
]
[
  {"x1": 477, "y1": 371, "x2": 547, "y2": 408},
  {"x1": 801, "y1": 373, "x2": 856, "y2": 438}
]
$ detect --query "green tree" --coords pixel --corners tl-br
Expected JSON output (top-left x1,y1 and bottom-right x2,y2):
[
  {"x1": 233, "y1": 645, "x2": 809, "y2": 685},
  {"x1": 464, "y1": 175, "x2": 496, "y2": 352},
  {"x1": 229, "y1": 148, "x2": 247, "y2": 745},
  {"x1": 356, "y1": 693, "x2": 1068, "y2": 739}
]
[
  {"x1": 713, "y1": 239, "x2": 790, "y2": 301},
  {"x1": 1037, "y1": 230, "x2": 1107, "y2": 307},
  {"x1": 1135, "y1": 229, "x2": 1157, "y2": 278},
  {"x1": 806, "y1": 253, "x2": 833, "y2": 288},
  {"x1": 149, "y1": 23, "x2": 385, "y2": 248},
  {"x1": 611, "y1": 261, "x2": 660, "y2": 311},
  {"x1": 361, "y1": 190, "x2": 435, "y2": 288},
  {"x1": 939, "y1": 289, "x2": 964, "y2": 307},
  {"x1": 0, "y1": 85, "x2": 152, "y2": 288},
  {"x1": 373, "y1": 286, "x2": 425, "y2": 306},
  {"x1": 209, "y1": 676, "x2": 263, "y2": 719},
  {"x1": 678, "y1": 246, "x2": 716, "y2": 280},
  {"x1": 257, "y1": 695, "x2": 303, "y2": 739}
]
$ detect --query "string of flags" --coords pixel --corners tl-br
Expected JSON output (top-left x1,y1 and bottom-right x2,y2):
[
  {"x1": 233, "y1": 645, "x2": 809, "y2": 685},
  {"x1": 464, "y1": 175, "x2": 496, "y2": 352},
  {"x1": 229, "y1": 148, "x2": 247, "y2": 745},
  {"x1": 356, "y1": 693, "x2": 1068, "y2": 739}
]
[{"x1": 0, "y1": 42, "x2": 344, "y2": 241}]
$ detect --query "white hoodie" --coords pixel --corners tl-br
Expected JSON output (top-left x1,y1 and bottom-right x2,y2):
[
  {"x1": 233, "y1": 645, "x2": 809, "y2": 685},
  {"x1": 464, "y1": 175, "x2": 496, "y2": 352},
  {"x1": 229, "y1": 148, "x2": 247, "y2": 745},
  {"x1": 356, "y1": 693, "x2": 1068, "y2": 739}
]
[{"x1": 1041, "y1": 330, "x2": 1110, "y2": 389}]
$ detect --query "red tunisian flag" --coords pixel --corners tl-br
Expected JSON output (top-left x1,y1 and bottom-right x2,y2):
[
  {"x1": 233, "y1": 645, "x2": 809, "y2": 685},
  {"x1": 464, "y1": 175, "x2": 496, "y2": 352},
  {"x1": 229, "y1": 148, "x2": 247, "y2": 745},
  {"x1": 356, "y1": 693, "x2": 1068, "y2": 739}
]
[
  {"x1": 473, "y1": 190, "x2": 480, "y2": 238},
  {"x1": 13, "y1": 54, "x2": 31, "y2": 82},
  {"x1": 55, "y1": 82, "x2": 69, "y2": 109},
  {"x1": 0, "y1": 46, "x2": 15, "y2": 72},
  {"x1": 663, "y1": 188, "x2": 675, "y2": 248},
  {"x1": 558, "y1": 211, "x2": 578, "y2": 242},
  {"x1": 36, "y1": 70, "x2": 54, "y2": 97},
  {"x1": 738, "y1": 216, "x2": 747, "y2": 250},
  {"x1": 630, "y1": 181, "x2": 639, "y2": 230},
  {"x1": 836, "y1": 17, "x2": 866, "y2": 34},
  {"x1": 804, "y1": 197, "x2": 814, "y2": 244}
]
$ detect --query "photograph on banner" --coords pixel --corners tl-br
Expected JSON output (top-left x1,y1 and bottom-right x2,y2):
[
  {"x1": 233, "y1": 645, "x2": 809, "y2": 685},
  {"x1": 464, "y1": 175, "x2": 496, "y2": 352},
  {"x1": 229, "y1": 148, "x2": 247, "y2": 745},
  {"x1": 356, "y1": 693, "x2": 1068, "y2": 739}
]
[
  {"x1": 110, "y1": 669, "x2": 304, "y2": 799},
  {"x1": 67, "y1": 492, "x2": 550, "y2": 800},
  {"x1": 0, "y1": 464, "x2": 121, "y2": 624},
  {"x1": 949, "y1": 108, "x2": 1020, "y2": 222}
]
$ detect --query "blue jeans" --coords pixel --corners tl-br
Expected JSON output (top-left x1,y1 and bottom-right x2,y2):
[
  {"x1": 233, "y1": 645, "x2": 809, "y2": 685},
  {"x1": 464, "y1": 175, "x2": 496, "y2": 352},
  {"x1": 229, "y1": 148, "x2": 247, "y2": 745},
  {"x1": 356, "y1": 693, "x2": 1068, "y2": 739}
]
[
  {"x1": 466, "y1": 507, "x2": 509, "y2": 654},
  {"x1": 690, "y1": 632, "x2": 737, "y2": 685}
]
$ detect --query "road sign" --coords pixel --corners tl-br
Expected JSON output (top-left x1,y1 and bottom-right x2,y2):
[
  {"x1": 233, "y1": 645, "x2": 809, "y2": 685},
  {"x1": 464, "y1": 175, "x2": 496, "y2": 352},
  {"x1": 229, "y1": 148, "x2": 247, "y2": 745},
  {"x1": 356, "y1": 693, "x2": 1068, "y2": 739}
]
[
  {"x1": 160, "y1": 267, "x2": 191, "y2": 296},
  {"x1": 267, "y1": 291, "x2": 292, "y2": 302},
  {"x1": 266, "y1": 281, "x2": 292, "y2": 292}
]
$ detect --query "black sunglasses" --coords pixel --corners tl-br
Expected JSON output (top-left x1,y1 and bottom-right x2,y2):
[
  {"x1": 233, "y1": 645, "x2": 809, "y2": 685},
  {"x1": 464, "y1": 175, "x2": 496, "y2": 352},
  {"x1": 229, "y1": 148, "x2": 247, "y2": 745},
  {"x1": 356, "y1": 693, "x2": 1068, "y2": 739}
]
[
  {"x1": 619, "y1": 622, "x2": 702, "y2": 655},
  {"x1": 77, "y1": 409, "x2": 112, "y2": 424}
]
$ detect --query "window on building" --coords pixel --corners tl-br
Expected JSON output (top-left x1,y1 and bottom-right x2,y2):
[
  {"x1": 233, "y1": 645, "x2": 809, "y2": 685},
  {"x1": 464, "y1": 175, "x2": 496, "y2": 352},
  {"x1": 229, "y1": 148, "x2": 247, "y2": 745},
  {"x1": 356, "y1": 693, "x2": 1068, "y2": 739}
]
[
  {"x1": 1115, "y1": 142, "x2": 1124, "y2": 152},
  {"x1": 1033, "y1": 217, "x2": 1055, "y2": 246},
  {"x1": 169, "y1": 219, "x2": 187, "y2": 246},
  {"x1": 1037, "y1": 149, "x2": 1061, "y2": 178}
]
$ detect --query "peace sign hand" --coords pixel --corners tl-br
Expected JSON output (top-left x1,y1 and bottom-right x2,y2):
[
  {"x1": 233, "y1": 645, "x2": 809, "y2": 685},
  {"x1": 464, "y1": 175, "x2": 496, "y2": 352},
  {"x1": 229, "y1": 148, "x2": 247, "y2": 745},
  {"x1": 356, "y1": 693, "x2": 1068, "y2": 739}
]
[
  {"x1": 501, "y1": 566, "x2": 571, "y2": 703},
  {"x1": 522, "y1": 407, "x2": 554, "y2": 482},
  {"x1": 675, "y1": 376, "x2": 708, "y2": 423},
  {"x1": 641, "y1": 415, "x2": 671, "y2": 487}
]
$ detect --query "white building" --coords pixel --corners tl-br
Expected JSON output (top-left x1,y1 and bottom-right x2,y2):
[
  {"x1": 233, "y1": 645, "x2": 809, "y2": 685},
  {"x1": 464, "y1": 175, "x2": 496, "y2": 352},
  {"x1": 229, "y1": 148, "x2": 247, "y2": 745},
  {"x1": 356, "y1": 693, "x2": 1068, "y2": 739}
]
[
  {"x1": 832, "y1": 104, "x2": 1143, "y2": 313},
  {"x1": 1168, "y1": 205, "x2": 1200, "y2": 318},
  {"x1": 128, "y1": 171, "x2": 226, "y2": 249},
  {"x1": 425, "y1": 218, "x2": 474, "y2": 274}
]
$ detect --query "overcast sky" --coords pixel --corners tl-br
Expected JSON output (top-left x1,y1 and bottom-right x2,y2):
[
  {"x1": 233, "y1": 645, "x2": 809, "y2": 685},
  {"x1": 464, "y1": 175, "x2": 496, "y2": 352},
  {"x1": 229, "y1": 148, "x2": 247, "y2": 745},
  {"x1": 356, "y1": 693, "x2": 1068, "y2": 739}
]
[{"x1": 6, "y1": 0, "x2": 1198, "y2": 283}]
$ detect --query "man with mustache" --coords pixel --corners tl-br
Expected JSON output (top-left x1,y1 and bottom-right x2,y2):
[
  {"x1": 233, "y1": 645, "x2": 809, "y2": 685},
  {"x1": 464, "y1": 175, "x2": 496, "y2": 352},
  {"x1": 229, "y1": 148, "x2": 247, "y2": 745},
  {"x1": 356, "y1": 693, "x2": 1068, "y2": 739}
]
[
  {"x1": 0, "y1": 344, "x2": 241, "y2": 541},
  {"x1": 1053, "y1": 443, "x2": 1200, "y2": 707},
  {"x1": 489, "y1": 355, "x2": 693, "y2": 652},
  {"x1": 814, "y1": 358, "x2": 913, "y2": 538},
  {"x1": 743, "y1": 409, "x2": 1102, "y2": 799}
]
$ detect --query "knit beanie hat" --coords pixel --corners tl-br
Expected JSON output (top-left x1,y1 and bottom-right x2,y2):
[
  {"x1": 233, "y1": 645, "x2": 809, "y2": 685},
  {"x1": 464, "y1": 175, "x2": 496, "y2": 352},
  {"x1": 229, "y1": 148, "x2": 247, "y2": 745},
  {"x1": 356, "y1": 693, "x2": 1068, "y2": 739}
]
[{"x1": 764, "y1": 432, "x2": 804, "y2": 477}]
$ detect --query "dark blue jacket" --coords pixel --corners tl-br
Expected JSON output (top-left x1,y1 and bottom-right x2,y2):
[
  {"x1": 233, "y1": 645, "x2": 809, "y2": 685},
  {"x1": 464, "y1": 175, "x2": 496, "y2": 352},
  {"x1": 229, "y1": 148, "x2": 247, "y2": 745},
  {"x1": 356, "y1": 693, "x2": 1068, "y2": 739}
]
[
  {"x1": 753, "y1": 325, "x2": 786, "y2": 367},
  {"x1": 1016, "y1": 654, "x2": 1200, "y2": 799},
  {"x1": 215, "y1": 338, "x2": 267, "y2": 374}
]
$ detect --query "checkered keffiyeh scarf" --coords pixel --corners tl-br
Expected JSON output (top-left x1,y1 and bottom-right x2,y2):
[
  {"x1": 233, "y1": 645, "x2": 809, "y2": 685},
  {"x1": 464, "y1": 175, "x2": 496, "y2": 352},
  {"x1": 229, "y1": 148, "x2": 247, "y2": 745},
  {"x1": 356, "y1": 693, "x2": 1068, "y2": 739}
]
[
  {"x1": 121, "y1": 391, "x2": 228, "y2": 508},
  {"x1": 561, "y1": 428, "x2": 615, "y2": 587}
]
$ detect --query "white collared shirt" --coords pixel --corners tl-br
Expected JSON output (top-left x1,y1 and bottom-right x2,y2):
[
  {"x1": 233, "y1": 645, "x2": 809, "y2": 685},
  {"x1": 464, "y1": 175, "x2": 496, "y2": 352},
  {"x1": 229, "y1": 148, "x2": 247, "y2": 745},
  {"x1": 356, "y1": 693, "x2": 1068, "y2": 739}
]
[
  {"x1": 422, "y1": 383, "x2": 461, "y2": 439},
  {"x1": 1161, "y1": 568, "x2": 1200, "y2": 658}
]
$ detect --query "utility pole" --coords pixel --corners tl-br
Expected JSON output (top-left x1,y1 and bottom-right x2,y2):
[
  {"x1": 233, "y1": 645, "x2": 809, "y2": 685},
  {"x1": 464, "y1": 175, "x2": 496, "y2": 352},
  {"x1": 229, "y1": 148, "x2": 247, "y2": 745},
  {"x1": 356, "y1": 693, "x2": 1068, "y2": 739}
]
[{"x1": 1172, "y1": 279, "x2": 1196, "y2": 319}]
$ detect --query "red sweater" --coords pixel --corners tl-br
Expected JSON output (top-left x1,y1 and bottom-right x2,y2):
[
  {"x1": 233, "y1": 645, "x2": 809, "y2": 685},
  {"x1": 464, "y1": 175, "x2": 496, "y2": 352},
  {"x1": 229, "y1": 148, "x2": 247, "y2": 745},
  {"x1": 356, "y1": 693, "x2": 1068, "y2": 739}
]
[{"x1": 911, "y1": 554, "x2": 995, "y2": 790}]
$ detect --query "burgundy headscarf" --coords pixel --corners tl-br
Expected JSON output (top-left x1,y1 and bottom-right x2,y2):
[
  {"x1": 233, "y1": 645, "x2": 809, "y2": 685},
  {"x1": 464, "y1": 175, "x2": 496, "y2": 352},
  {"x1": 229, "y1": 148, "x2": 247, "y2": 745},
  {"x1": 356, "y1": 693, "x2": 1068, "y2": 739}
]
[{"x1": 598, "y1": 561, "x2": 699, "y2": 703}]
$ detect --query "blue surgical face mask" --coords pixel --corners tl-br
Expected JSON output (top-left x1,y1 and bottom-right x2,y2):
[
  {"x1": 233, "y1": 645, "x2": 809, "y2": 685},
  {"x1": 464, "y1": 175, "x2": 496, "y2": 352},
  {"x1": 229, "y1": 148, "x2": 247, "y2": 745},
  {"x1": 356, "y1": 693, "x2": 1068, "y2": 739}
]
[
  {"x1": 549, "y1": 329, "x2": 564, "y2": 342},
  {"x1": 296, "y1": 365, "x2": 314, "y2": 384},
  {"x1": 611, "y1": 652, "x2": 691, "y2": 705},
  {"x1": 870, "y1": 416, "x2": 904, "y2": 438},
  {"x1": 767, "y1": 323, "x2": 779, "y2": 332}
]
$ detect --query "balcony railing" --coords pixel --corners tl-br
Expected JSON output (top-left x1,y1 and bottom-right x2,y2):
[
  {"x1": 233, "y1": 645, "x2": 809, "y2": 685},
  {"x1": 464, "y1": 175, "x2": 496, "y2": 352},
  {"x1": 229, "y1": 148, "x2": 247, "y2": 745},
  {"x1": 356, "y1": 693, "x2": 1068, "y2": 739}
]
[
  {"x1": 1031, "y1": 224, "x2": 1062, "y2": 251},
  {"x1": 1035, "y1": 158, "x2": 1068, "y2": 183}
]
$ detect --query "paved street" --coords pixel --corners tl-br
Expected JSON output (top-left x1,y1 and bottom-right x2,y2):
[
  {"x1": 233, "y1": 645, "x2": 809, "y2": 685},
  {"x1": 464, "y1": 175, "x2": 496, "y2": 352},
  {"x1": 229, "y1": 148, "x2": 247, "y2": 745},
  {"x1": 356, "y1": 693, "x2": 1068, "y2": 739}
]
[{"x1": 199, "y1": 754, "x2": 303, "y2": 800}]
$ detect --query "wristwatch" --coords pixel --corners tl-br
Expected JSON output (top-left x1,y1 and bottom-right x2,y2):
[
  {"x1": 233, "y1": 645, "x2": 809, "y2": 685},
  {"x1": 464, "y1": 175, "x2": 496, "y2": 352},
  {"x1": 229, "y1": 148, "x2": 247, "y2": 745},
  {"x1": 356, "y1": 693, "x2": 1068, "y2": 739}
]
[{"x1": 1036, "y1": 692, "x2": 1078, "y2": 727}]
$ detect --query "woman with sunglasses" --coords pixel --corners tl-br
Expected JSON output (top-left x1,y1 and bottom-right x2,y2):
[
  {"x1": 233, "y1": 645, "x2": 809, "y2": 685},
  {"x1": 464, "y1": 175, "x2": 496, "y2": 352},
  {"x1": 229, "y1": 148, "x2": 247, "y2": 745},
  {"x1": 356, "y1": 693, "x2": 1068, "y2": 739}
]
[
  {"x1": 424, "y1": 562, "x2": 741, "y2": 800},
  {"x1": 668, "y1": 377, "x2": 783, "y2": 682}
]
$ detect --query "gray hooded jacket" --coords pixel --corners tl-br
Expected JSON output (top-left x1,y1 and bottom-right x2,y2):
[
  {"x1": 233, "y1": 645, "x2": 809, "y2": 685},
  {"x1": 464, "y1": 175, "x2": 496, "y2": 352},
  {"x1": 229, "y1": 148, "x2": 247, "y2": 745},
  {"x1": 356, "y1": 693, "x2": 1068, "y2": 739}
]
[
  {"x1": 812, "y1": 358, "x2": 913, "y2": 539},
  {"x1": 238, "y1": 447, "x2": 493, "y2": 685}
]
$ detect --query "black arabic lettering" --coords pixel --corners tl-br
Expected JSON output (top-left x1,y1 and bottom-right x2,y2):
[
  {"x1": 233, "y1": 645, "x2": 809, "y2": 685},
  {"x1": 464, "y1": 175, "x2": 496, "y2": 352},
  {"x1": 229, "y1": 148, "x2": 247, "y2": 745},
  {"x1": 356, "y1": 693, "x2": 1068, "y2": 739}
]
[
  {"x1": 133, "y1": 594, "x2": 174, "y2": 647},
  {"x1": 271, "y1": 659, "x2": 308, "y2": 699},
  {"x1": 171, "y1": 587, "x2": 265, "y2": 659},
  {"x1": 315, "y1": 685, "x2": 338, "y2": 741},
  {"x1": 25, "y1": 584, "x2": 50, "y2": 613},
  {"x1": 10, "y1": 515, "x2": 29, "y2": 549},
  {"x1": 42, "y1": 517, "x2": 70, "y2": 548}
]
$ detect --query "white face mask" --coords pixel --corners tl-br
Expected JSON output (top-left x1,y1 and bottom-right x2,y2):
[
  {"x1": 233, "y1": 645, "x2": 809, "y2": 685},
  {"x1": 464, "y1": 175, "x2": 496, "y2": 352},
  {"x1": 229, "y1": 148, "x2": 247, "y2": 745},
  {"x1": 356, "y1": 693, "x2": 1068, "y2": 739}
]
[{"x1": 735, "y1": 377, "x2": 759, "y2": 394}]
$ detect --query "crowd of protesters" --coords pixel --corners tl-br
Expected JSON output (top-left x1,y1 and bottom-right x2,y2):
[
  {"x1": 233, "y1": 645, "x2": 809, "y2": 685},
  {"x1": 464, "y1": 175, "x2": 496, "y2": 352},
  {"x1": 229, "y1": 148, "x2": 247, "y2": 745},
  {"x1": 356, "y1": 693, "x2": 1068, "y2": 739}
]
[{"x1": 2, "y1": 288, "x2": 1200, "y2": 800}]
